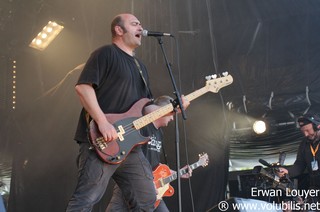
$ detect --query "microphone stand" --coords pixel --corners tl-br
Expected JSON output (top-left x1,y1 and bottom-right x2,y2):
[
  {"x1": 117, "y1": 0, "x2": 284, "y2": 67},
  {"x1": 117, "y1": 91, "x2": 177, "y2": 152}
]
[{"x1": 156, "y1": 36, "x2": 187, "y2": 212}]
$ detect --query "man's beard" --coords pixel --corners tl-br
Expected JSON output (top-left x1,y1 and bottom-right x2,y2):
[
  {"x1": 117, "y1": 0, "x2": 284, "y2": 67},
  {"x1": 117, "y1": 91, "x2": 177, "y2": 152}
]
[{"x1": 309, "y1": 131, "x2": 320, "y2": 143}]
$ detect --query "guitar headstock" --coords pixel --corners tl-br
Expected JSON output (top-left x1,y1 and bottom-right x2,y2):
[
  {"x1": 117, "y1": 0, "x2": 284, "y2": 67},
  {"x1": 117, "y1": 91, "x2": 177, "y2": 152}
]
[
  {"x1": 205, "y1": 72, "x2": 233, "y2": 93},
  {"x1": 198, "y1": 153, "x2": 209, "y2": 167}
]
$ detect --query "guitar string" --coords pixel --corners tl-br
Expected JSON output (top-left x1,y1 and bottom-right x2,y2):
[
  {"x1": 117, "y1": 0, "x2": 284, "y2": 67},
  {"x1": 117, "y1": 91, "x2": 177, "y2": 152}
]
[
  {"x1": 95, "y1": 83, "x2": 224, "y2": 159},
  {"x1": 97, "y1": 77, "x2": 227, "y2": 139},
  {"x1": 96, "y1": 100, "x2": 189, "y2": 154},
  {"x1": 113, "y1": 109, "x2": 171, "y2": 137},
  {"x1": 108, "y1": 96, "x2": 188, "y2": 139},
  {"x1": 96, "y1": 78, "x2": 229, "y2": 153}
]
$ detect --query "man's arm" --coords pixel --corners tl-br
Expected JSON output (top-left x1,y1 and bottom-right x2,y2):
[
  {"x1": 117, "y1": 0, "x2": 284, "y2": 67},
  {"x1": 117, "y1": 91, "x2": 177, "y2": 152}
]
[
  {"x1": 75, "y1": 84, "x2": 118, "y2": 142},
  {"x1": 278, "y1": 143, "x2": 307, "y2": 178}
]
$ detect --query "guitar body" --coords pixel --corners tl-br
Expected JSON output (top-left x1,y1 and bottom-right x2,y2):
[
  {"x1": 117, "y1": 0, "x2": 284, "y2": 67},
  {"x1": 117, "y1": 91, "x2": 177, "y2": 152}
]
[
  {"x1": 89, "y1": 98, "x2": 151, "y2": 164},
  {"x1": 153, "y1": 153, "x2": 209, "y2": 208},
  {"x1": 153, "y1": 164, "x2": 175, "y2": 208}
]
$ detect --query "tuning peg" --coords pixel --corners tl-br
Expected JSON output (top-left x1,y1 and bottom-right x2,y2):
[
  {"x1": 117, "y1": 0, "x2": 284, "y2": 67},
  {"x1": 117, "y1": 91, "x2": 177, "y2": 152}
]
[
  {"x1": 205, "y1": 74, "x2": 218, "y2": 80},
  {"x1": 222, "y1": 72, "x2": 229, "y2": 77},
  {"x1": 211, "y1": 74, "x2": 217, "y2": 79}
]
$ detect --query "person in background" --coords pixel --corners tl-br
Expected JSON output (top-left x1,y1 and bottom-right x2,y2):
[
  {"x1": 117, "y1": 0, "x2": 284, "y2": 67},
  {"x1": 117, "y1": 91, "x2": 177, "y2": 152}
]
[
  {"x1": 278, "y1": 113, "x2": 320, "y2": 204},
  {"x1": 106, "y1": 95, "x2": 192, "y2": 212}
]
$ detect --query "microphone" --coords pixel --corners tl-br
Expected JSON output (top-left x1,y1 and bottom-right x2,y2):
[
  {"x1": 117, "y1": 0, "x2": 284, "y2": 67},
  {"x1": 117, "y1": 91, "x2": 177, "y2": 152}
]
[
  {"x1": 259, "y1": 159, "x2": 272, "y2": 168},
  {"x1": 278, "y1": 151, "x2": 286, "y2": 166},
  {"x1": 141, "y1": 29, "x2": 173, "y2": 37},
  {"x1": 259, "y1": 158, "x2": 280, "y2": 172}
]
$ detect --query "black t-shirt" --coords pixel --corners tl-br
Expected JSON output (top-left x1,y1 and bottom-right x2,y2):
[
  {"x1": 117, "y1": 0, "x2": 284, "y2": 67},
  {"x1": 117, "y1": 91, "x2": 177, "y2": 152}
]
[
  {"x1": 74, "y1": 44, "x2": 152, "y2": 142},
  {"x1": 141, "y1": 124, "x2": 164, "y2": 169},
  {"x1": 288, "y1": 139, "x2": 320, "y2": 188}
]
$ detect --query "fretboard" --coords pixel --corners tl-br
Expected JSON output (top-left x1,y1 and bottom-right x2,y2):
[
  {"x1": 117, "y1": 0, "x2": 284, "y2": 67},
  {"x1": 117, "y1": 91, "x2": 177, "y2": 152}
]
[
  {"x1": 162, "y1": 161, "x2": 201, "y2": 185},
  {"x1": 133, "y1": 86, "x2": 209, "y2": 130}
]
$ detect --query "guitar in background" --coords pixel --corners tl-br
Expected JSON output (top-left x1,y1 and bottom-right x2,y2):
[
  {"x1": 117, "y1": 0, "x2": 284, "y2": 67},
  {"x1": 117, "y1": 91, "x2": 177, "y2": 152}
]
[{"x1": 153, "y1": 153, "x2": 209, "y2": 208}]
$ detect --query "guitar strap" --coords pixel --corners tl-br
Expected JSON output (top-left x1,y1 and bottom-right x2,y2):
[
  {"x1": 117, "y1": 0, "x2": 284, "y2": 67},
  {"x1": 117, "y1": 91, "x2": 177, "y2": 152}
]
[
  {"x1": 133, "y1": 57, "x2": 153, "y2": 100},
  {"x1": 85, "y1": 111, "x2": 91, "y2": 127}
]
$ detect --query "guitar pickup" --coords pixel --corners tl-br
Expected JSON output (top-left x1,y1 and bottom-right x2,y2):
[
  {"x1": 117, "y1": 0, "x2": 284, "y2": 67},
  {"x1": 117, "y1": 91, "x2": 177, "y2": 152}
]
[{"x1": 117, "y1": 125, "x2": 125, "y2": 141}]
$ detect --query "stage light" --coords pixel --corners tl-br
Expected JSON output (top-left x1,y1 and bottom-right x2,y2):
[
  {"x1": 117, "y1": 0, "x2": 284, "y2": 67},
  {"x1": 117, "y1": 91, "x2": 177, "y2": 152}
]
[
  {"x1": 29, "y1": 21, "x2": 64, "y2": 51},
  {"x1": 252, "y1": 120, "x2": 267, "y2": 134},
  {"x1": 12, "y1": 60, "x2": 17, "y2": 110}
]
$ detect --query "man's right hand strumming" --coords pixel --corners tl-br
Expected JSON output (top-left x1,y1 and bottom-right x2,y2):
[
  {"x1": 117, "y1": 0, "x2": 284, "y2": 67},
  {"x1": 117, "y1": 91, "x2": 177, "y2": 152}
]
[{"x1": 97, "y1": 120, "x2": 118, "y2": 142}]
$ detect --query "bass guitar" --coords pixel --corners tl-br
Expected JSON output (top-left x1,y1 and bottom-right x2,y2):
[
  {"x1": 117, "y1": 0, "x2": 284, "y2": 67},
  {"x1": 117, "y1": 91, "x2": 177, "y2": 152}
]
[
  {"x1": 153, "y1": 153, "x2": 209, "y2": 208},
  {"x1": 89, "y1": 73, "x2": 233, "y2": 164}
]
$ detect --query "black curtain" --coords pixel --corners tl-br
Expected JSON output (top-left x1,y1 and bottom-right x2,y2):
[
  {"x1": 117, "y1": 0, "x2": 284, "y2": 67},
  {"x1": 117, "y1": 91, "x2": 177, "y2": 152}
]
[{"x1": 4, "y1": 0, "x2": 320, "y2": 211}]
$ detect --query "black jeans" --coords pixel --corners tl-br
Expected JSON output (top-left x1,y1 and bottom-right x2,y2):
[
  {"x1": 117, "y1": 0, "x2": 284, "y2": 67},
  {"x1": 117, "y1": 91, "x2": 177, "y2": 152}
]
[{"x1": 66, "y1": 143, "x2": 156, "y2": 212}]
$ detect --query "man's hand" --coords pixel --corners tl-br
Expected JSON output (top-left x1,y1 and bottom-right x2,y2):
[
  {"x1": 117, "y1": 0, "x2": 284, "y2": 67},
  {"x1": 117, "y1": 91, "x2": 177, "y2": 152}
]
[
  {"x1": 174, "y1": 95, "x2": 190, "y2": 114},
  {"x1": 170, "y1": 165, "x2": 192, "y2": 179},
  {"x1": 277, "y1": 167, "x2": 288, "y2": 178},
  {"x1": 97, "y1": 120, "x2": 118, "y2": 142},
  {"x1": 181, "y1": 95, "x2": 190, "y2": 110},
  {"x1": 181, "y1": 165, "x2": 192, "y2": 179}
]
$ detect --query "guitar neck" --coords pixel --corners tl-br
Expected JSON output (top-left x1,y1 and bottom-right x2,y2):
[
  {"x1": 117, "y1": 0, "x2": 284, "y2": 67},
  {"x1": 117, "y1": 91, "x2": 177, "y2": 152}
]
[
  {"x1": 184, "y1": 86, "x2": 208, "y2": 102},
  {"x1": 133, "y1": 75, "x2": 233, "y2": 130},
  {"x1": 133, "y1": 87, "x2": 208, "y2": 130},
  {"x1": 162, "y1": 161, "x2": 201, "y2": 185}
]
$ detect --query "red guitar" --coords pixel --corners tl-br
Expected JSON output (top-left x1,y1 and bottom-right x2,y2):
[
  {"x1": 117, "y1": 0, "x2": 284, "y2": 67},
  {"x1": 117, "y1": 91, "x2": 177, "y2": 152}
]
[
  {"x1": 153, "y1": 153, "x2": 209, "y2": 208},
  {"x1": 89, "y1": 74, "x2": 233, "y2": 164}
]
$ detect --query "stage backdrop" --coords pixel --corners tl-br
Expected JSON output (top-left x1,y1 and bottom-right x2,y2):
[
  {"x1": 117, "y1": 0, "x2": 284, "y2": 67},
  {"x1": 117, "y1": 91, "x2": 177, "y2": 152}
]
[{"x1": 1, "y1": 0, "x2": 320, "y2": 211}]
